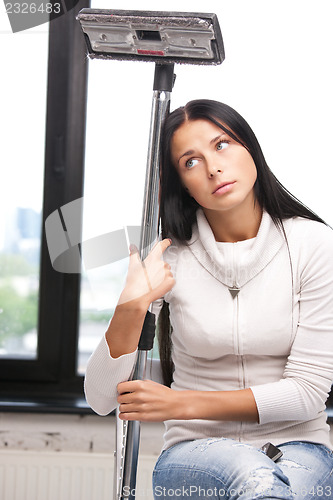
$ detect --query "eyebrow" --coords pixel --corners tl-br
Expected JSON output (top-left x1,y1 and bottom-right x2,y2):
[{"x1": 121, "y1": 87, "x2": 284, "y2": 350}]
[
  {"x1": 210, "y1": 134, "x2": 227, "y2": 145},
  {"x1": 177, "y1": 149, "x2": 195, "y2": 163},
  {"x1": 177, "y1": 134, "x2": 228, "y2": 164}
]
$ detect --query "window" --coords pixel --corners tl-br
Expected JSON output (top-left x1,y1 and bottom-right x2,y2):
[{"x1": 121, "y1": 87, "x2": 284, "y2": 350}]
[
  {"x1": 77, "y1": 57, "x2": 153, "y2": 374},
  {"x1": 0, "y1": 1, "x2": 91, "y2": 411},
  {"x1": 0, "y1": 25, "x2": 47, "y2": 361},
  {"x1": 0, "y1": 0, "x2": 158, "y2": 411}
]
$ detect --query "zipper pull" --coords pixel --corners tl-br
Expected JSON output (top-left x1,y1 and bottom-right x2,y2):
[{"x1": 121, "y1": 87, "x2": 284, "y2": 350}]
[{"x1": 228, "y1": 287, "x2": 240, "y2": 299}]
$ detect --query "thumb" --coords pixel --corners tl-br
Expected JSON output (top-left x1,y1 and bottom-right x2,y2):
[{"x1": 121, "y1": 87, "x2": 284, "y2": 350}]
[
  {"x1": 128, "y1": 244, "x2": 142, "y2": 269},
  {"x1": 129, "y1": 244, "x2": 139, "y2": 256}
]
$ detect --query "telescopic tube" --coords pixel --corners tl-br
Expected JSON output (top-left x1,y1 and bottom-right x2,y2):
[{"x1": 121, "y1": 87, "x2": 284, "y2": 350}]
[{"x1": 117, "y1": 64, "x2": 174, "y2": 500}]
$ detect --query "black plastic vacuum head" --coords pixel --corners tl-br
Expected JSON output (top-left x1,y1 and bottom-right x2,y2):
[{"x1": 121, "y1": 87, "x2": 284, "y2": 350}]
[{"x1": 77, "y1": 9, "x2": 224, "y2": 65}]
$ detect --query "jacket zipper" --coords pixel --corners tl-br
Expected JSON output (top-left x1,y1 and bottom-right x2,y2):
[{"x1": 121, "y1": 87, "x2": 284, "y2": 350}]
[{"x1": 232, "y1": 243, "x2": 245, "y2": 441}]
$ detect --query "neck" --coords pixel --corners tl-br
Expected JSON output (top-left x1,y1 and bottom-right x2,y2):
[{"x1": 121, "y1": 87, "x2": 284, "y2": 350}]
[{"x1": 203, "y1": 202, "x2": 263, "y2": 243}]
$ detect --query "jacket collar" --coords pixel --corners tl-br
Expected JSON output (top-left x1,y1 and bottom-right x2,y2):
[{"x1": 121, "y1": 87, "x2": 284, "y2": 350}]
[{"x1": 187, "y1": 209, "x2": 293, "y2": 288}]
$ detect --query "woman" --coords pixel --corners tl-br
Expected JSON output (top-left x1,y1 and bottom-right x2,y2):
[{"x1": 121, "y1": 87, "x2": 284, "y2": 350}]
[{"x1": 85, "y1": 100, "x2": 333, "y2": 499}]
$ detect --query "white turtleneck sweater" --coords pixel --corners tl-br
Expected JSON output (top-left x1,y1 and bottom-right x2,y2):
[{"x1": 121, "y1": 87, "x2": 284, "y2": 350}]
[{"x1": 84, "y1": 210, "x2": 333, "y2": 451}]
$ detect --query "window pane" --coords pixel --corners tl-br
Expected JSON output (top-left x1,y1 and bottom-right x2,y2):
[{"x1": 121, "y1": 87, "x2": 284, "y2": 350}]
[
  {"x1": 77, "y1": 53, "x2": 153, "y2": 374},
  {"x1": 76, "y1": 0, "x2": 156, "y2": 374},
  {"x1": 0, "y1": 25, "x2": 48, "y2": 358}
]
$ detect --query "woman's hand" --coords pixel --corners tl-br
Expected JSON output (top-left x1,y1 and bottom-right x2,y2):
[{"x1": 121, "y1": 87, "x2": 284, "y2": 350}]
[
  {"x1": 117, "y1": 381, "x2": 259, "y2": 422},
  {"x1": 105, "y1": 238, "x2": 174, "y2": 358},
  {"x1": 117, "y1": 379, "x2": 182, "y2": 422},
  {"x1": 118, "y1": 238, "x2": 175, "y2": 309}
]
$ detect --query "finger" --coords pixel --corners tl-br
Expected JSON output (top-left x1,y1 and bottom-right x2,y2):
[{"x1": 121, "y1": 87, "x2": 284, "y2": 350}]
[
  {"x1": 118, "y1": 401, "x2": 142, "y2": 413},
  {"x1": 119, "y1": 410, "x2": 162, "y2": 422},
  {"x1": 117, "y1": 392, "x2": 133, "y2": 404},
  {"x1": 128, "y1": 244, "x2": 142, "y2": 266},
  {"x1": 128, "y1": 245, "x2": 152, "y2": 291},
  {"x1": 118, "y1": 411, "x2": 142, "y2": 421},
  {"x1": 158, "y1": 238, "x2": 172, "y2": 255},
  {"x1": 142, "y1": 262, "x2": 153, "y2": 291},
  {"x1": 148, "y1": 238, "x2": 172, "y2": 261},
  {"x1": 129, "y1": 243, "x2": 139, "y2": 256},
  {"x1": 117, "y1": 380, "x2": 138, "y2": 394},
  {"x1": 117, "y1": 387, "x2": 144, "y2": 404}
]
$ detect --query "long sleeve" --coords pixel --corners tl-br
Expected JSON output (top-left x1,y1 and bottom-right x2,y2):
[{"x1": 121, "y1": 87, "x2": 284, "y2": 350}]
[
  {"x1": 84, "y1": 335, "x2": 138, "y2": 415},
  {"x1": 84, "y1": 298, "x2": 164, "y2": 416},
  {"x1": 250, "y1": 221, "x2": 333, "y2": 424}
]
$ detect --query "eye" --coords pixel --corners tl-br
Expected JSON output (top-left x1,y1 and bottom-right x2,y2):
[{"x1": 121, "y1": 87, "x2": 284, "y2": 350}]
[
  {"x1": 185, "y1": 158, "x2": 199, "y2": 169},
  {"x1": 216, "y1": 140, "x2": 229, "y2": 151}
]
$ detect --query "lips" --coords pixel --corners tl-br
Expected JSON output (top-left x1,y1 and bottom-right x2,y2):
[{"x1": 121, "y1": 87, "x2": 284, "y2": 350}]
[{"x1": 212, "y1": 181, "x2": 235, "y2": 194}]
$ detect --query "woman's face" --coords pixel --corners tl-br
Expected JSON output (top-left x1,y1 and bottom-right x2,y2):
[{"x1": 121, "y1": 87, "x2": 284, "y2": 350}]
[{"x1": 171, "y1": 119, "x2": 258, "y2": 218}]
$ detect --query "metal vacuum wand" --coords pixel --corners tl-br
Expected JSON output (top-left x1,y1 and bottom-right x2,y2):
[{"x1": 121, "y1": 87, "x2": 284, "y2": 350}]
[{"x1": 119, "y1": 64, "x2": 175, "y2": 500}]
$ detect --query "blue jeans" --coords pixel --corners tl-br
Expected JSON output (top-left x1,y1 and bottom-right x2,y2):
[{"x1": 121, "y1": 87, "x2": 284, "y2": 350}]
[{"x1": 152, "y1": 438, "x2": 333, "y2": 499}]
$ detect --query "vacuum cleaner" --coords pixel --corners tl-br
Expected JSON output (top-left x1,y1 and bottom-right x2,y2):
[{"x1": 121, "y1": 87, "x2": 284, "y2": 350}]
[{"x1": 77, "y1": 9, "x2": 225, "y2": 499}]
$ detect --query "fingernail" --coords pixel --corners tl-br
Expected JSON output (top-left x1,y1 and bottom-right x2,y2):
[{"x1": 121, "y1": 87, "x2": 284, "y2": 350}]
[
  {"x1": 168, "y1": 238, "x2": 172, "y2": 245},
  {"x1": 129, "y1": 244, "x2": 137, "y2": 254}
]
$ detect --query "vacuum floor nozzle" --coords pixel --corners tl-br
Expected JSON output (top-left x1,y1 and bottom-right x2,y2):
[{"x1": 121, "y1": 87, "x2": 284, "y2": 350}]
[{"x1": 77, "y1": 9, "x2": 224, "y2": 65}]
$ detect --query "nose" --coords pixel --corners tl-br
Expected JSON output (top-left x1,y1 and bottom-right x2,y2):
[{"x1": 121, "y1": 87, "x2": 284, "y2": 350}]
[
  {"x1": 206, "y1": 153, "x2": 223, "y2": 178},
  {"x1": 207, "y1": 161, "x2": 223, "y2": 178},
  {"x1": 209, "y1": 169, "x2": 222, "y2": 178}
]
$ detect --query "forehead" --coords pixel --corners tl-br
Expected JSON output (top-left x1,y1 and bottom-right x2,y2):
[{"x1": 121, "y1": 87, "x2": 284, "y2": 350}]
[{"x1": 171, "y1": 119, "x2": 227, "y2": 151}]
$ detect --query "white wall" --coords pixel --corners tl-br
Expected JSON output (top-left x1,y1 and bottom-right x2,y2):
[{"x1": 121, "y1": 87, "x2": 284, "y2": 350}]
[{"x1": 0, "y1": 413, "x2": 164, "y2": 500}]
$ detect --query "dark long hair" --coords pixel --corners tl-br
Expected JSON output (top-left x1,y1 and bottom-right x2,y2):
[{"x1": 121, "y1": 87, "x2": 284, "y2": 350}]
[{"x1": 157, "y1": 99, "x2": 326, "y2": 386}]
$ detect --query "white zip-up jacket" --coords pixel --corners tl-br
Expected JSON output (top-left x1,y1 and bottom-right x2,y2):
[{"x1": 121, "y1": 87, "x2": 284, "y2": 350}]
[{"x1": 84, "y1": 210, "x2": 333, "y2": 451}]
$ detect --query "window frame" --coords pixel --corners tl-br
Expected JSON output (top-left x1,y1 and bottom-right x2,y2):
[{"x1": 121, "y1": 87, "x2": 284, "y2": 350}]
[{"x1": 0, "y1": 0, "x2": 93, "y2": 414}]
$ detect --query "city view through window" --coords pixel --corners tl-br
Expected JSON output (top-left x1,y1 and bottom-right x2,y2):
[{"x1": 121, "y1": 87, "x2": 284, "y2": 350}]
[{"x1": 0, "y1": 27, "x2": 48, "y2": 359}]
